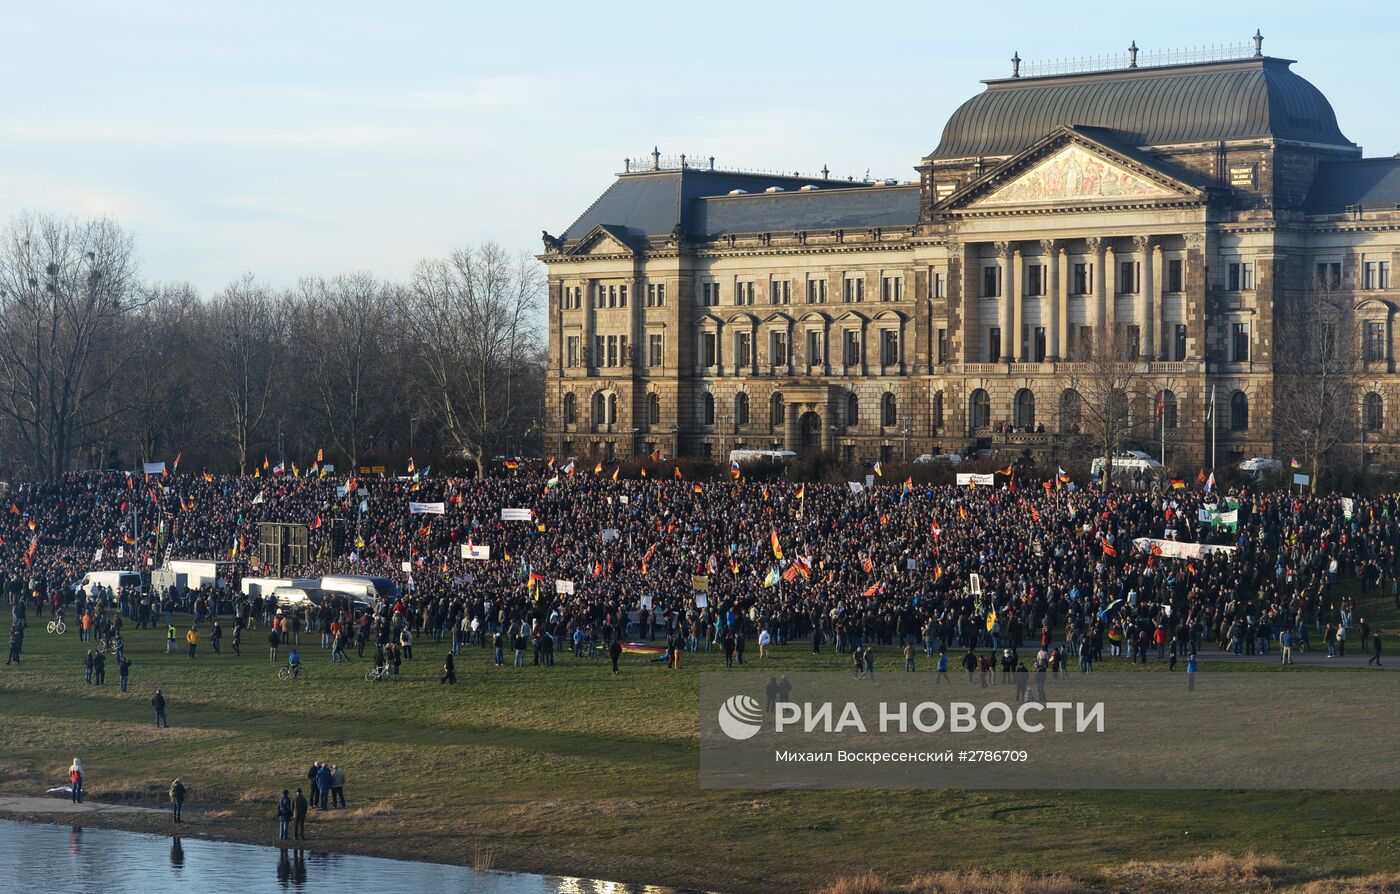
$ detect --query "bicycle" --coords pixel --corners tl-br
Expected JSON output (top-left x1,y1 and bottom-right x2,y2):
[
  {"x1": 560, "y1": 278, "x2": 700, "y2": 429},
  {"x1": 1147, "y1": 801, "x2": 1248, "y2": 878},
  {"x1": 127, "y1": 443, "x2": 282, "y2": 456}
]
[
  {"x1": 277, "y1": 664, "x2": 307, "y2": 682},
  {"x1": 46, "y1": 618, "x2": 66, "y2": 635},
  {"x1": 365, "y1": 665, "x2": 395, "y2": 682}
]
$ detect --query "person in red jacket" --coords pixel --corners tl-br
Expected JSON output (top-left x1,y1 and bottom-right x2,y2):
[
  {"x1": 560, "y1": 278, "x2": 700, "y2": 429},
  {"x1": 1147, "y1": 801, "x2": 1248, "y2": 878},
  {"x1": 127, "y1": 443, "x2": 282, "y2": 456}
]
[{"x1": 68, "y1": 758, "x2": 83, "y2": 803}]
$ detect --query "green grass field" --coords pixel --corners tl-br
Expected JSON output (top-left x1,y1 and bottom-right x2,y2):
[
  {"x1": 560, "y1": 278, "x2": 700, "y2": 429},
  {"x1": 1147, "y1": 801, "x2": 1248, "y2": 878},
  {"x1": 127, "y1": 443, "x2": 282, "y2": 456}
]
[{"x1": 2, "y1": 605, "x2": 1398, "y2": 894}]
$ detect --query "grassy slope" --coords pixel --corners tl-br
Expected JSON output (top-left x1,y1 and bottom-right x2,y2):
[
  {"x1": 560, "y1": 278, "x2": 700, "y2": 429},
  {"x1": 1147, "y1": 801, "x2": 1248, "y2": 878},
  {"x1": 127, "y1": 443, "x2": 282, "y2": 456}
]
[{"x1": 1, "y1": 608, "x2": 1398, "y2": 894}]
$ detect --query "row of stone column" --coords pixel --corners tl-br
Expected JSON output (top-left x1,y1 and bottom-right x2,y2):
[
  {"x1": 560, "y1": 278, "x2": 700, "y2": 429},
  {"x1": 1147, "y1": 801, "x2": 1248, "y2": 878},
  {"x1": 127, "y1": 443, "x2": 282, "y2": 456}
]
[{"x1": 981, "y1": 237, "x2": 1174, "y2": 361}]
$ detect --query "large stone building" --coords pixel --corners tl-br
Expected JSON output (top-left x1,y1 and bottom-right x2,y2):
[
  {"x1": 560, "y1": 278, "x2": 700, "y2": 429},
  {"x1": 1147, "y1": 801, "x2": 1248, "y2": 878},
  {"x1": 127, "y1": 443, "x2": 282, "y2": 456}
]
[{"x1": 540, "y1": 38, "x2": 1400, "y2": 472}]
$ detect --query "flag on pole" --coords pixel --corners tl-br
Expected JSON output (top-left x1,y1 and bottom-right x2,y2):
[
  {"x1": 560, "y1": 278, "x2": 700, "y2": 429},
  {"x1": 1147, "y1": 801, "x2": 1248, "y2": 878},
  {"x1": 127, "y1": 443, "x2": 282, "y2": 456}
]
[
  {"x1": 1205, "y1": 385, "x2": 1215, "y2": 424},
  {"x1": 612, "y1": 466, "x2": 620, "y2": 482},
  {"x1": 594, "y1": 462, "x2": 603, "y2": 474},
  {"x1": 795, "y1": 483, "x2": 806, "y2": 501},
  {"x1": 730, "y1": 460, "x2": 741, "y2": 480},
  {"x1": 1205, "y1": 472, "x2": 1215, "y2": 494},
  {"x1": 873, "y1": 461, "x2": 883, "y2": 478},
  {"x1": 770, "y1": 529, "x2": 784, "y2": 560}
]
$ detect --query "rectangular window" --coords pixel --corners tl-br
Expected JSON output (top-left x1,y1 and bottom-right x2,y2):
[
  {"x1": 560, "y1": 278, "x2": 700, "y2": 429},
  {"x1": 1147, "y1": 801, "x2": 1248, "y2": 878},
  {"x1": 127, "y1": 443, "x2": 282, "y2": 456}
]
[
  {"x1": 619, "y1": 335, "x2": 628, "y2": 365},
  {"x1": 1119, "y1": 260, "x2": 1139, "y2": 294},
  {"x1": 702, "y1": 333, "x2": 717, "y2": 368},
  {"x1": 770, "y1": 332, "x2": 788, "y2": 367},
  {"x1": 566, "y1": 336, "x2": 579, "y2": 367},
  {"x1": 1127, "y1": 325, "x2": 1141, "y2": 360},
  {"x1": 936, "y1": 328, "x2": 948, "y2": 364},
  {"x1": 1174, "y1": 324, "x2": 1187, "y2": 361},
  {"x1": 880, "y1": 330, "x2": 900, "y2": 366},
  {"x1": 735, "y1": 281, "x2": 755, "y2": 306},
  {"x1": 989, "y1": 328, "x2": 1002, "y2": 362},
  {"x1": 806, "y1": 331, "x2": 824, "y2": 366},
  {"x1": 646, "y1": 283, "x2": 666, "y2": 307},
  {"x1": 1033, "y1": 326, "x2": 1046, "y2": 362},
  {"x1": 1315, "y1": 262, "x2": 1341, "y2": 289},
  {"x1": 1366, "y1": 322, "x2": 1386, "y2": 362},
  {"x1": 844, "y1": 277, "x2": 864, "y2": 302},
  {"x1": 618, "y1": 284, "x2": 628, "y2": 307},
  {"x1": 735, "y1": 332, "x2": 752, "y2": 368},
  {"x1": 842, "y1": 331, "x2": 861, "y2": 366},
  {"x1": 1231, "y1": 322, "x2": 1249, "y2": 362},
  {"x1": 1166, "y1": 259, "x2": 1184, "y2": 292},
  {"x1": 606, "y1": 335, "x2": 618, "y2": 367},
  {"x1": 605, "y1": 285, "x2": 615, "y2": 308},
  {"x1": 807, "y1": 279, "x2": 827, "y2": 304},
  {"x1": 1227, "y1": 261, "x2": 1254, "y2": 291},
  {"x1": 983, "y1": 266, "x2": 1001, "y2": 298},
  {"x1": 594, "y1": 285, "x2": 605, "y2": 309},
  {"x1": 1079, "y1": 326, "x2": 1093, "y2": 352},
  {"x1": 1026, "y1": 264, "x2": 1045, "y2": 297},
  {"x1": 770, "y1": 279, "x2": 790, "y2": 305},
  {"x1": 648, "y1": 333, "x2": 663, "y2": 367},
  {"x1": 1072, "y1": 263, "x2": 1090, "y2": 295},
  {"x1": 881, "y1": 276, "x2": 904, "y2": 302},
  {"x1": 933, "y1": 272, "x2": 946, "y2": 299}
]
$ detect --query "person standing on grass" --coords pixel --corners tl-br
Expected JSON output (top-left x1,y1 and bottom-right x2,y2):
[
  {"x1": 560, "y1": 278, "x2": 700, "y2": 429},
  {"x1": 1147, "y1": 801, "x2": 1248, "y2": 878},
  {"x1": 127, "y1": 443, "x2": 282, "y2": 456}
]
[
  {"x1": 68, "y1": 758, "x2": 83, "y2": 803},
  {"x1": 268, "y1": 626, "x2": 280, "y2": 662},
  {"x1": 903, "y1": 641, "x2": 915, "y2": 673},
  {"x1": 6, "y1": 625, "x2": 21, "y2": 664},
  {"x1": 315, "y1": 763, "x2": 332, "y2": 811},
  {"x1": 936, "y1": 649, "x2": 950, "y2": 684},
  {"x1": 153, "y1": 688, "x2": 169, "y2": 727},
  {"x1": 440, "y1": 651, "x2": 455, "y2": 684},
  {"x1": 330, "y1": 765, "x2": 345, "y2": 808},
  {"x1": 169, "y1": 778, "x2": 187, "y2": 823},
  {"x1": 93, "y1": 650, "x2": 105, "y2": 685},
  {"x1": 609, "y1": 637, "x2": 622, "y2": 675},
  {"x1": 166, "y1": 623, "x2": 177, "y2": 655},
  {"x1": 292, "y1": 788, "x2": 308, "y2": 840},
  {"x1": 277, "y1": 789, "x2": 292, "y2": 840},
  {"x1": 1370, "y1": 634, "x2": 1383, "y2": 667},
  {"x1": 210, "y1": 620, "x2": 221, "y2": 654},
  {"x1": 84, "y1": 650, "x2": 94, "y2": 684},
  {"x1": 758, "y1": 627, "x2": 771, "y2": 659},
  {"x1": 1186, "y1": 651, "x2": 1198, "y2": 692},
  {"x1": 118, "y1": 656, "x2": 131, "y2": 692},
  {"x1": 186, "y1": 625, "x2": 200, "y2": 658},
  {"x1": 232, "y1": 624, "x2": 241, "y2": 657}
]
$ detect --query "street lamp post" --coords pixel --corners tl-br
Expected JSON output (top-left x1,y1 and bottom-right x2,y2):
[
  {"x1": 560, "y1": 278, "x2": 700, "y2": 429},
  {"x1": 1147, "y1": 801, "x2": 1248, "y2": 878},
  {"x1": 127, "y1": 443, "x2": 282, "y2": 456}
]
[{"x1": 900, "y1": 413, "x2": 912, "y2": 461}]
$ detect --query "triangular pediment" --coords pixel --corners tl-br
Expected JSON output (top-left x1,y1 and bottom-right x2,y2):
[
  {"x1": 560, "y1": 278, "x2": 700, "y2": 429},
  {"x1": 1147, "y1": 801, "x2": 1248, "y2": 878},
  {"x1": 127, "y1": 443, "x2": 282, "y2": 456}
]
[
  {"x1": 940, "y1": 127, "x2": 1206, "y2": 212},
  {"x1": 564, "y1": 224, "x2": 637, "y2": 257}
]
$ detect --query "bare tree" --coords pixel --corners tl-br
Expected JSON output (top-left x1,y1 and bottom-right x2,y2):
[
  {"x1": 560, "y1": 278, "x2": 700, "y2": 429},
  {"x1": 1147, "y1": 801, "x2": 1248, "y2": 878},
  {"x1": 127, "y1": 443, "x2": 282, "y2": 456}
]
[
  {"x1": 397, "y1": 243, "x2": 543, "y2": 474},
  {"x1": 197, "y1": 275, "x2": 284, "y2": 473},
  {"x1": 0, "y1": 214, "x2": 142, "y2": 479},
  {"x1": 124, "y1": 282, "x2": 201, "y2": 462},
  {"x1": 1063, "y1": 329, "x2": 1157, "y2": 491},
  {"x1": 292, "y1": 273, "x2": 395, "y2": 469},
  {"x1": 1273, "y1": 276, "x2": 1359, "y2": 491}
]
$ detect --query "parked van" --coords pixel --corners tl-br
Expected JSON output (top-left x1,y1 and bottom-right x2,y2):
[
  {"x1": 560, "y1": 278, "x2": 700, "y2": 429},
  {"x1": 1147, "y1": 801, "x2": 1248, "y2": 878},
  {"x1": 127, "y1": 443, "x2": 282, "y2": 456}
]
[
  {"x1": 241, "y1": 576, "x2": 320, "y2": 599},
  {"x1": 270, "y1": 586, "x2": 323, "y2": 608},
  {"x1": 729, "y1": 449, "x2": 797, "y2": 465},
  {"x1": 319, "y1": 575, "x2": 398, "y2": 603},
  {"x1": 167, "y1": 559, "x2": 245, "y2": 590},
  {"x1": 74, "y1": 570, "x2": 143, "y2": 603}
]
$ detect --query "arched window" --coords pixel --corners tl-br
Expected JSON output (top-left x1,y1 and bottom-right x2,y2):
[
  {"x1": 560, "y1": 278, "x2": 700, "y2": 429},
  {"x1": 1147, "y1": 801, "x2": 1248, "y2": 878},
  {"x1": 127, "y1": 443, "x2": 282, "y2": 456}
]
[
  {"x1": 1014, "y1": 388, "x2": 1035, "y2": 429},
  {"x1": 606, "y1": 393, "x2": 618, "y2": 425},
  {"x1": 969, "y1": 389, "x2": 990, "y2": 432},
  {"x1": 846, "y1": 391, "x2": 860, "y2": 426},
  {"x1": 735, "y1": 392, "x2": 750, "y2": 426},
  {"x1": 563, "y1": 392, "x2": 577, "y2": 425},
  {"x1": 1158, "y1": 390, "x2": 1178, "y2": 431},
  {"x1": 592, "y1": 392, "x2": 606, "y2": 425},
  {"x1": 1230, "y1": 391, "x2": 1248, "y2": 431},
  {"x1": 1365, "y1": 392, "x2": 1384, "y2": 432},
  {"x1": 647, "y1": 393, "x2": 660, "y2": 426},
  {"x1": 1059, "y1": 389, "x2": 1082, "y2": 433},
  {"x1": 932, "y1": 391, "x2": 944, "y2": 433},
  {"x1": 770, "y1": 393, "x2": 785, "y2": 429},
  {"x1": 702, "y1": 392, "x2": 715, "y2": 426},
  {"x1": 882, "y1": 392, "x2": 897, "y2": 427}
]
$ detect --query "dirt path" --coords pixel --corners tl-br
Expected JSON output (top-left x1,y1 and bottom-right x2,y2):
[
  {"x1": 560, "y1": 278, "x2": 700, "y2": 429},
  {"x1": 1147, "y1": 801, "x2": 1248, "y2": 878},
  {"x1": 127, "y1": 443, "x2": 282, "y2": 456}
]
[{"x1": 0, "y1": 795, "x2": 165, "y2": 816}]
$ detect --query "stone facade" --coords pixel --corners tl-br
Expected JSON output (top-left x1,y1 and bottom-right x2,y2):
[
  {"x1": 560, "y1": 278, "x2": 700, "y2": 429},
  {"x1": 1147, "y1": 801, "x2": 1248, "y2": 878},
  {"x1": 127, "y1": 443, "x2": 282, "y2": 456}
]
[{"x1": 540, "y1": 51, "x2": 1400, "y2": 473}]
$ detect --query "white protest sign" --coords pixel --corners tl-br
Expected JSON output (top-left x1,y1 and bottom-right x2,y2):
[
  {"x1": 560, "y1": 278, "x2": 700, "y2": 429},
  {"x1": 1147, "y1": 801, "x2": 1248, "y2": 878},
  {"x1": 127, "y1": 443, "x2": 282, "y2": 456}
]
[
  {"x1": 501, "y1": 508, "x2": 533, "y2": 521},
  {"x1": 555, "y1": 579, "x2": 575, "y2": 595},
  {"x1": 461, "y1": 544, "x2": 491, "y2": 561}
]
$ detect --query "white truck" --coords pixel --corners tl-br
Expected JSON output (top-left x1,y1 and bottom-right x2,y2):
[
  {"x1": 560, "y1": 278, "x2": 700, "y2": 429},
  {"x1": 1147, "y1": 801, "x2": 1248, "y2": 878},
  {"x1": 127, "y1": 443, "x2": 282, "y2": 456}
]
[
  {"x1": 166, "y1": 559, "x2": 244, "y2": 590},
  {"x1": 240, "y1": 576, "x2": 320, "y2": 598}
]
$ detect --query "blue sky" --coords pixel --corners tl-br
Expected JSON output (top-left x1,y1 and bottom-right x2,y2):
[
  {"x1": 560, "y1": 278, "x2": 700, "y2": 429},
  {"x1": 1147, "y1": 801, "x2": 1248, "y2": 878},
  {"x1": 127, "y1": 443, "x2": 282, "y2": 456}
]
[{"x1": 3, "y1": 1, "x2": 1391, "y2": 294}]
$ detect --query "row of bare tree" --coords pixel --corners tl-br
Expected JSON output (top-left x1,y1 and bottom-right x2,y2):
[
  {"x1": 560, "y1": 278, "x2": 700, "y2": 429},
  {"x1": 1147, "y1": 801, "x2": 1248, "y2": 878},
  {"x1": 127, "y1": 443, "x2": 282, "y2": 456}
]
[{"x1": 0, "y1": 214, "x2": 545, "y2": 480}]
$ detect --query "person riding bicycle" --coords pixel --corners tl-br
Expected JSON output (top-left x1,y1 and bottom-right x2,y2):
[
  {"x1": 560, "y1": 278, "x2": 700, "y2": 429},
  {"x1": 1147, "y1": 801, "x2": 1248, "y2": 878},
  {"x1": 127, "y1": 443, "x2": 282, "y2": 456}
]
[{"x1": 287, "y1": 649, "x2": 301, "y2": 679}]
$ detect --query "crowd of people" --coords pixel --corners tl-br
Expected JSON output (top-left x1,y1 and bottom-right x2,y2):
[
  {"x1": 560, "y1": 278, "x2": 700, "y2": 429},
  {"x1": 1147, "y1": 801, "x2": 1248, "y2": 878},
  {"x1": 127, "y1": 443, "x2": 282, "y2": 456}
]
[{"x1": 0, "y1": 468, "x2": 1394, "y2": 674}]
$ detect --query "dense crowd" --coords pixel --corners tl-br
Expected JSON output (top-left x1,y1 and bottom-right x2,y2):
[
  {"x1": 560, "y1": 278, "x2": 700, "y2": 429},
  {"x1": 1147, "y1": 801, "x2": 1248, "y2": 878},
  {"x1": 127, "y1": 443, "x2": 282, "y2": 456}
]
[{"x1": 4, "y1": 469, "x2": 1399, "y2": 668}]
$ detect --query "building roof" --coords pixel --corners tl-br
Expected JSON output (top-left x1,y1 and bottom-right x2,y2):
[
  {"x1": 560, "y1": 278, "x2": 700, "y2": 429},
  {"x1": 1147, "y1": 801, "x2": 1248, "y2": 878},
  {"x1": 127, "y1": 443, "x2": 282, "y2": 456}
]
[
  {"x1": 559, "y1": 169, "x2": 858, "y2": 243},
  {"x1": 1306, "y1": 158, "x2": 1400, "y2": 212},
  {"x1": 930, "y1": 57, "x2": 1354, "y2": 161},
  {"x1": 692, "y1": 185, "x2": 921, "y2": 235}
]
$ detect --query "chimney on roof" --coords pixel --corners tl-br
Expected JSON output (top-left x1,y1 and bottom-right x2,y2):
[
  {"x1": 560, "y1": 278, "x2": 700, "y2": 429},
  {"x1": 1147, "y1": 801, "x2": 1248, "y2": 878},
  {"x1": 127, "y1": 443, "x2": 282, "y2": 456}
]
[
  {"x1": 1011, "y1": 51, "x2": 1021, "y2": 78},
  {"x1": 821, "y1": 165, "x2": 830, "y2": 180},
  {"x1": 1253, "y1": 29, "x2": 1264, "y2": 57},
  {"x1": 651, "y1": 146, "x2": 660, "y2": 171},
  {"x1": 1128, "y1": 40, "x2": 1139, "y2": 68}
]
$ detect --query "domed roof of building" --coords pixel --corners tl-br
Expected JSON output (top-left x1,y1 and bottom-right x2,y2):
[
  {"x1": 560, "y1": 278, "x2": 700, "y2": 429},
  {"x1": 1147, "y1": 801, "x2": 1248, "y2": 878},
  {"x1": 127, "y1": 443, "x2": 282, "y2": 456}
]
[{"x1": 930, "y1": 57, "x2": 1354, "y2": 161}]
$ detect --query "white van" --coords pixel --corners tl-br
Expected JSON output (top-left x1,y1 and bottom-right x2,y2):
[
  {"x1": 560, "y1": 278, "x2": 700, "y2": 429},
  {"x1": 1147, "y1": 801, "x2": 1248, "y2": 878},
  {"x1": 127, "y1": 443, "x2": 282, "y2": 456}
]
[
  {"x1": 167, "y1": 559, "x2": 244, "y2": 590},
  {"x1": 729, "y1": 449, "x2": 797, "y2": 465},
  {"x1": 241, "y1": 576, "x2": 320, "y2": 599},
  {"x1": 74, "y1": 571, "x2": 143, "y2": 603},
  {"x1": 319, "y1": 575, "x2": 398, "y2": 603},
  {"x1": 270, "y1": 586, "x2": 323, "y2": 608}
]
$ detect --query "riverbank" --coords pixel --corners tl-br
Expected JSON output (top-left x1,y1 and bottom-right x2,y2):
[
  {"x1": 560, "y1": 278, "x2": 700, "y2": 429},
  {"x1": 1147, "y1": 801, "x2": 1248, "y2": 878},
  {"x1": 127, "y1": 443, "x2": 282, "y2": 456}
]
[{"x1": 3, "y1": 606, "x2": 1399, "y2": 893}]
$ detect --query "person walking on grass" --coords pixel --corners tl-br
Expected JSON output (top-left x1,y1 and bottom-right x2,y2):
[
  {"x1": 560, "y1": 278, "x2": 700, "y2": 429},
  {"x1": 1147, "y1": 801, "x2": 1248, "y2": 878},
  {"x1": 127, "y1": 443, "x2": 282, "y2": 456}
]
[
  {"x1": 166, "y1": 623, "x2": 177, "y2": 655},
  {"x1": 440, "y1": 651, "x2": 455, "y2": 684},
  {"x1": 118, "y1": 656, "x2": 131, "y2": 692},
  {"x1": 1370, "y1": 634, "x2": 1383, "y2": 667},
  {"x1": 609, "y1": 637, "x2": 622, "y2": 675},
  {"x1": 936, "y1": 649, "x2": 950, "y2": 684},
  {"x1": 277, "y1": 789, "x2": 292, "y2": 840},
  {"x1": 292, "y1": 788, "x2": 308, "y2": 840},
  {"x1": 153, "y1": 688, "x2": 169, "y2": 727},
  {"x1": 169, "y1": 778, "x2": 187, "y2": 823}
]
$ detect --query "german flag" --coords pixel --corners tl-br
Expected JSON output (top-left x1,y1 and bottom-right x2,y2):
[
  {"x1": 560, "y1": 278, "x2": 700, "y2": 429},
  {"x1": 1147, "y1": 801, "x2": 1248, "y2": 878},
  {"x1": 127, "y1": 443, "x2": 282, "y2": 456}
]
[
  {"x1": 611, "y1": 466, "x2": 620, "y2": 482},
  {"x1": 999, "y1": 464, "x2": 1014, "y2": 476},
  {"x1": 673, "y1": 466, "x2": 683, "y2": 480},
  {"x1": 594, "y1": 462, "x2": 603, "y2": 474},
  {"x1": 692, "y1": 483, "x2": 703, "y2": 495},
  {"x1": 862, "y1": 556, "x2": 874, "y2": 574},
  {"x1": 592, "y1": 561, "x2": 604, "y2": 578},
  {"x1": 795, "y1": 483, "x2": 806, "y2": 501},
  {"x1": 770, "y1": 529, "x2": 784, "y2": 560},
  {"x1": 1101, "y1": 538, "x2": 1117, "y2": 557},
  {"x1": 504, "y1": 459, "x2": 520, "y2": 470},
  {"x1": 1170, "y1": 478, "x2": 1186, "y2": 490},
  {"x1": 862, "y1": 581, "x2": 881, "y2": 597}
]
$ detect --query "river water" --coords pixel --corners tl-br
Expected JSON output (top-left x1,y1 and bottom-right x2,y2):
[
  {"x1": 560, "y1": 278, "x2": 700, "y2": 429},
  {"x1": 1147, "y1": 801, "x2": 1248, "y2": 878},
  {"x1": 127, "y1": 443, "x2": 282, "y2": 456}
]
[{"x1": 0, "y1": 819, "x2": 700, "y2": 893}]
